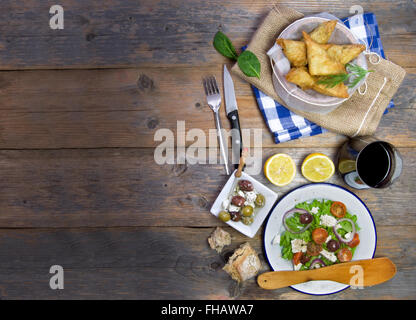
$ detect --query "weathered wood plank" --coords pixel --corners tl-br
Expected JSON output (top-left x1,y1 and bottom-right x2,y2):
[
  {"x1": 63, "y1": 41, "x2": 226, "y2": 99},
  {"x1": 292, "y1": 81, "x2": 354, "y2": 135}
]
[
  {"x1": 0, "y1": 226, "x2": 413, "y2": 299},
  {"x1": 0, "y1": 147, "x2": 414, "y2": 228},
  {"x1": 0, "y1": 68, "x2": 414, "y2": 149},
  {"x1": 0, "y1": 0, "x2": 414, "y2": 69}
]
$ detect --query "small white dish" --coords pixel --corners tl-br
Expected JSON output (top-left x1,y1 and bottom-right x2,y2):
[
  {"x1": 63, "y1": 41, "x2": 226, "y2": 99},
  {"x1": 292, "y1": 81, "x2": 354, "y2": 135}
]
[
  {"x1": 264, "y1": 183, "x2": 377, "y2": 295},
  {"x1": 210, "y1": 170, "x2": 278, "y2": 238}
]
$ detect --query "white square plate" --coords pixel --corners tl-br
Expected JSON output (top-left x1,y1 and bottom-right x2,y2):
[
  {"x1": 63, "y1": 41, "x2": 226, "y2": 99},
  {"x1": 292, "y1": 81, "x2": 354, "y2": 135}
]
[{"x1": 210, "y1": 170, "x2": 278, "y2": 238}]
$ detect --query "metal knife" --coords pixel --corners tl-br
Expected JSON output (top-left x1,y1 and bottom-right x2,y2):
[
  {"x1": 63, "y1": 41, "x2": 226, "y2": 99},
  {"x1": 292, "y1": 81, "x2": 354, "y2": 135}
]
[{"x1": 223, "y1": 65, "x2": 243, "y2": 168}]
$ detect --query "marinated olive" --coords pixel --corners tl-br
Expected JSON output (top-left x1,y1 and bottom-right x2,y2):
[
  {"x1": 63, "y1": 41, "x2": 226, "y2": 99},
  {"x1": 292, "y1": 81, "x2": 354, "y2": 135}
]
[
  {"x1": 218, "y1": 211, "x2": 231, "y2": 222},
  {"x1": 299, "y1": 212, "x2": 313, "y2": 224},
  {"x1": 230, "y1": 211, "x2": 242, "y2": 222},
  {"x1": 327, "y1": 239, "x2": 340, "y2": 252},
  {"x1": 238, "y1": 180, "x2": 254, "y2": 191},
  {"x1": 300, "y1": 254, "x2": 311, "y2": 264},
  {"x1": 241, "y1": 205, "x2": 254, "y2": 217},
  {"x1": 231, "y1": 195, "x2": 245, "y2": 207},
  {"x1": 242, "y1": 216, "x2": 254, "y2": 225},
  {"x1": 255, "y1": 194, "x2": 266, "y2": 207}
]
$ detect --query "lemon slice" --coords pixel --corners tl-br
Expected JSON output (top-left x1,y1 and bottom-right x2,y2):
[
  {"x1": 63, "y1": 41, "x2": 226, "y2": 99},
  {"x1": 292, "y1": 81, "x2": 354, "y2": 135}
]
[
  {"x1": 338, "y1": 159, "x2": 356, "y2": 174},
  {"x1": 301, "y1": 153, "x2": 335, "y2": 182},
  {"x1": 264, "y1": 153, "x2": 296, "y2": 186}
]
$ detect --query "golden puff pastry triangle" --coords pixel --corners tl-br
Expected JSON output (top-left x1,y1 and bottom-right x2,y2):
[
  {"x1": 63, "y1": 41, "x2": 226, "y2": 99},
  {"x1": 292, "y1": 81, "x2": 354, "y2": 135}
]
[
  {"x1": 303, "y1": 31, "x2": 346, "y2": 76},
  {"x1": 309, "y1": 20, "x2": 337, "y2": 44},
  {"x1": 286, "y1": 67, "x2": 349, "y2": 98}
]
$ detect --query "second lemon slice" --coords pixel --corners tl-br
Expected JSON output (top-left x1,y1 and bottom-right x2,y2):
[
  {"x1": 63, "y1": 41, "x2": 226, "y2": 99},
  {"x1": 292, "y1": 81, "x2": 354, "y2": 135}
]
[
  {"x1": 264, "y1": 153, "x2": 296, "y2": 186},
  {"x1": 301, "y1": 153, "x2": 335, "y2": 182}
]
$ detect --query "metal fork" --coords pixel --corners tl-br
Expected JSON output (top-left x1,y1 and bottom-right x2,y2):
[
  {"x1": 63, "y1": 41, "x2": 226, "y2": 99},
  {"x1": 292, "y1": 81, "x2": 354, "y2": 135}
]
[{"x1": 203, "y1": 76, "x2": 230, "y2": 175}]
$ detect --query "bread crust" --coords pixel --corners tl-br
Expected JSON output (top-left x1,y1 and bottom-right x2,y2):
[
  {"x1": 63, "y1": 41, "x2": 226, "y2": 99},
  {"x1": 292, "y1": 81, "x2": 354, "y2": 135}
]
[
  {"x1": 208, "y1": 227, "x2": 231, "y2": 253},
  {"x1": 223, "y1": 242, "x2": 261, "y2": 282}
]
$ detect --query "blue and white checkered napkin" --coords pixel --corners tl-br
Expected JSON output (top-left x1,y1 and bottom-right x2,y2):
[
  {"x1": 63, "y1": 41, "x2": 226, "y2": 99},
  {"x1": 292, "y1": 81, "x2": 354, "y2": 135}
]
[{"x1": 252, "y1": 12, "x2": 393, "y2": 144}]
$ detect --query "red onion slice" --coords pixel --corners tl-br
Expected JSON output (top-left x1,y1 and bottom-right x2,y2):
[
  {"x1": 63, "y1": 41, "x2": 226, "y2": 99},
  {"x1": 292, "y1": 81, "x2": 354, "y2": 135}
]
[
  {"x1": 333, "y1": 218, "x2": 356, "y2": 243},
  {"x1": 309, "y1": 258, "x2": 326, "y2": 269},
  {"x1": 282, "y1": 208, "x2": 312, "y2": 234}
]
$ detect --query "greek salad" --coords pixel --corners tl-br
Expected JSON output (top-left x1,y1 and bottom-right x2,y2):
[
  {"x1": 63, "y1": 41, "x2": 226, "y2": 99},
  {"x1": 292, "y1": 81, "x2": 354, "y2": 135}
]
[
  {"x1": 276, "y1": 199, "x2": 360, "y2": 271},
  {"x1": 217, "y1": 179, "x2": 266, "y2": 225}
]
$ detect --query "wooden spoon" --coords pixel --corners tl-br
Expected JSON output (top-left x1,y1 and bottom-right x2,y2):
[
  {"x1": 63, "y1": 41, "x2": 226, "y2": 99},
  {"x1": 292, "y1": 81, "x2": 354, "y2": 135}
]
[{"x1": 258, "y1": 257, "x2": 396, "y2": 290}]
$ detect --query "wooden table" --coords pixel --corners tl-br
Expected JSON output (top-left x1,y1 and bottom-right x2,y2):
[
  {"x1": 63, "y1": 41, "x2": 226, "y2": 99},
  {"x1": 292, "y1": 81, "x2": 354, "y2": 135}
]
[{"x1": 0, "y1": 0, "x2": 414, "y2": 300}]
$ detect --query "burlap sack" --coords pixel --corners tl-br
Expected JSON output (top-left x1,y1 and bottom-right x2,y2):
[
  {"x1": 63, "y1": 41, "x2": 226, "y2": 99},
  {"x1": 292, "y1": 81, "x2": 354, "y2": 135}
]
[{"x1": 231, "y1": 5, "x2": 406, "y2": 137}]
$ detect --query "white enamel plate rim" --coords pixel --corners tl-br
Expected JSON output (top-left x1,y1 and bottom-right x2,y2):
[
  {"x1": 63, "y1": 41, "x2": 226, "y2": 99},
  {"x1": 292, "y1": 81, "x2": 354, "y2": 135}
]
[{"x1": 263, "y1": 183, "x2": 377, "y2": 295}]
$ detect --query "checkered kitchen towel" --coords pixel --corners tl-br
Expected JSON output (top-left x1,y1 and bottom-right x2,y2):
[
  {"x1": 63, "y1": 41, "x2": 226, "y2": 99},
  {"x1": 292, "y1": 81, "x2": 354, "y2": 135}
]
[{"x1": 252, "y1": 12, "x2": 394, "y2": 144}]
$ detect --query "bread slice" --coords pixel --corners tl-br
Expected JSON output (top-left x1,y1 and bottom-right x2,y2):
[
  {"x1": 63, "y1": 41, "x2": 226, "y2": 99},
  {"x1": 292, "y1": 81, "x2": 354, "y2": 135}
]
[
  {"x1": 223, "y1": 242, "x2": 261, "y2": 282},
  {"x1": 208, "y1": 227, "x2": 231, "y2": 253}
]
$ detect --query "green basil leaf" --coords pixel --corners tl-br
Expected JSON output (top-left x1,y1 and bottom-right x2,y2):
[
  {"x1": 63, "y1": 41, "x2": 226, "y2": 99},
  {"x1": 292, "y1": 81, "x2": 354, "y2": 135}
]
[
  {"x1": 237, "y1": 50, "x2": 261, "y2": 79},
  {"x1": 213, "y1": 31, "x2": 238, "y2": 60}
]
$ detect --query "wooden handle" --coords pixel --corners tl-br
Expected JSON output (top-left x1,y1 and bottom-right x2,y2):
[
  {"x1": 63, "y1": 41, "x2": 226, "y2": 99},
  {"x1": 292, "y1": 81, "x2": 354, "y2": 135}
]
[
  {"x1": 257, "y1": 257, "x2": 396, "y2": 290},
  {"x1": 235, "y1": 148, "x2": 248, "y2": 178}
]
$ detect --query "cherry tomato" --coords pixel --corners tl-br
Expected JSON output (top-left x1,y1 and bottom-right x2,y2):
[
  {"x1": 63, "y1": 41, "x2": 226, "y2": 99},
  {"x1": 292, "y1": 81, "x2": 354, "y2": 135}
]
[
  {"x1": 307, "y1": 242, "x2": 322, "y2": 256},
  {"x1": 330, "y1": 201, "x2": 347, "y2": 218},
  {"x1": 312, "y1": 228, "x2": 328, "y2": 244},
  {"x1": 347, "y1": 233, "x2": 360, "y2": 248},
  {"x1": 337, "y1": 248, "x2": 352, "y2": 262},
  {"x1": 293, "y1": 252, "x2": 303, "y2": 265}
]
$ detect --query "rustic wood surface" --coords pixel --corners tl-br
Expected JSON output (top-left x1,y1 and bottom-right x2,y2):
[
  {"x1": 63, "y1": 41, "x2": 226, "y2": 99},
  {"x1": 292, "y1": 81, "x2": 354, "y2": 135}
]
[{"x1": 0, "y1": 0, "x2": 414, "y2": 299}]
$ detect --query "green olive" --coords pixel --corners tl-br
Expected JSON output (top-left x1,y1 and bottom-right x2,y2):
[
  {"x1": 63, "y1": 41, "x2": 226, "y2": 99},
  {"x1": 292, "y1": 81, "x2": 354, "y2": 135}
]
[
  {"x1": 242, "y1": 216, "x2": 254, "y2": 225},
  {"x1": 218, "y1": 211, "x2": 231, "y2": 222},
  {"x1": 255, "y1": 194, "x2": 266, "y2": 208},
  {"x1": 242, "y1": 205, "x2": 254, "y2": 217}
]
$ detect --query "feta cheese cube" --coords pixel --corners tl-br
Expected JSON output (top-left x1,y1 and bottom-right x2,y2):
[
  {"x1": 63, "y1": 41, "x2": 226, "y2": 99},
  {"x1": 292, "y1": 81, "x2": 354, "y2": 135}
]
[
  {"x1": 228, "y1": 204, "x2": 240, "y2": 213},
  {"x1": 244, "y1": 191, "x2": 257, "y2": 203},
  {"x1": 222, "y1": 199, "x2": 230, "y2": 210},
  {"x1": 325, "y1": 235, "x2": 332, "y2": 243},
  {"x1": 291, "y1": 239, "x2": 307, "y2": 253},
  {"x1": 320, "y1": 249, "x2": 337, "y2": 263},
  {"x1": 344, "y1": 232, "x2": 352, "y2": 241},
  {"x1": 320, "y1": 214, "x2": 337, "y2": 227},
  {"x1": 310, "y1": 207, "x2": 319, "y2": 214},
  {"x1": 272, "y1": 234, "x2": 280, "y2": 246},
  {"x1": 237, "y1": 190, "x2": 245, "y2": 198},
  {"x1": 244, "y1": 201, "x2": 255, "y2": 207},
  {"x1": 294, "y1": 263, "x2": 302, "y2": 271}
]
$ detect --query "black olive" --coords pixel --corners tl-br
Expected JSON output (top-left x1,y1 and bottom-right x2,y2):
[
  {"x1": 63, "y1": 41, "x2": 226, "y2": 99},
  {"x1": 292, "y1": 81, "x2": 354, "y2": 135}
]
[
  {"x1": 299, "y1": 212, "x2": 313, "y2": 224},
  {"x1": 327, "y1": 239, "x2": 340, "y2": 252},
  {"x1": 230, "y1": 211, "x2": 241, "y2": 222},
  {"x1": 231, "y1": 195, "x2": 245, "y2": 207},
  {"x1": 238, "y1": 180, "x2": 254, "y2": 191},
  {"x1": 300, "y1": 254, "x2": 311, "y2": 264}
]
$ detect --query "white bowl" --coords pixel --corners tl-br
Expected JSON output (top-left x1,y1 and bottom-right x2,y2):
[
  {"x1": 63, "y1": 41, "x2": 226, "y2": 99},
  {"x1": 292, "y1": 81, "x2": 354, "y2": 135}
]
[
  {"x1": 269, "y1": 16, "x2": 368, "y2": 114},
  {"x1": 210, "y1": 170, "x2": 278, "y2": 238},
  {"x1": 263, "y1": 183, "x2": 377, "y2": 295}
]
